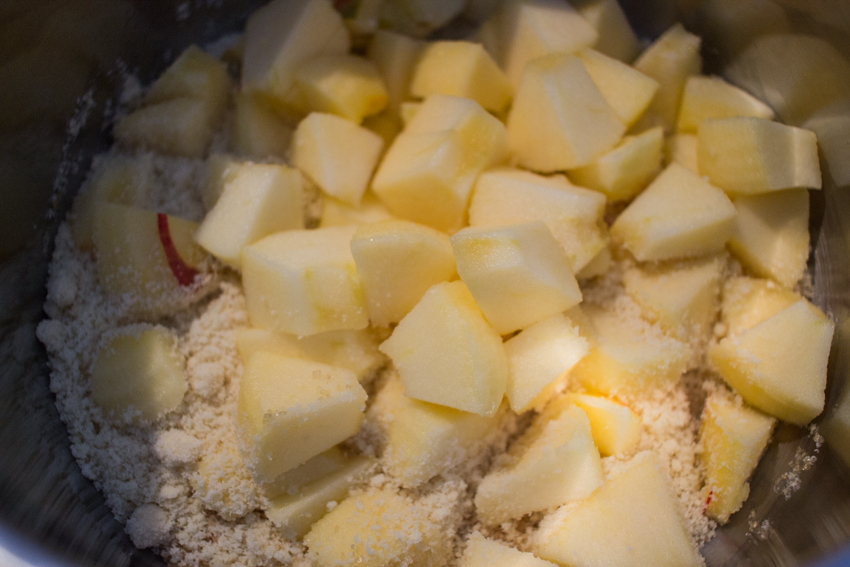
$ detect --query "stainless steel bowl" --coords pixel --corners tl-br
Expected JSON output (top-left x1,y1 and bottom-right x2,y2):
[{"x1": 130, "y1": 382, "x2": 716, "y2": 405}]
[{"x1": 1, "y1": 1, "x2": 849, "y2": 566}]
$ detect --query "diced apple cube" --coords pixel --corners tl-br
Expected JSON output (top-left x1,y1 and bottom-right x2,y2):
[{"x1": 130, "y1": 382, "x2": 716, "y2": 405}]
[
  {"x1": 378, "y1": 0, "x2": 466, "y2": 38},
  {"x1": 568, "y1": 127, "x2": 663, "y2": 202},
  {"x1": 699, "y1": 392, "x2": 775, "y2": 523},
  {"x1": 319, "y1": 191, "x2": 397, "y2": 228},
  {"x1": 677, "y1": 76, "x2": 775, "y2": 133},
  {"x1": 574, "y1": 0, "x2": 640, "y2": 63},
  {"x1": 709, "y1": 298, "x2": 834, "y2": 425},
  {"x1": 567, "y1": 393, "x2": 641, "y2": 457},
  {"x1": 350, "y1": 219, "x2": 457, "y2": 327},
  {"x1": 451, "y1": 222, "x2": 582, "y2": 335},
  {"x1": 475, "y1": 405, "x2": 603, "y2": 524},
  {"x1": 461, "y1": 532, "x2": 559, "y2": 567},
  {"x1": 113, "y1": 98, "x2": 216, "y2": 158},
  {"x1": 507, "y1": 53, "x2": 625, "y2": 172},
  {"x1": 410, "y1": 41, "x2": 512, "y2": 114},
  {"x1": 469, "y1": 168, "x2": 608, "y2": 273},
  {"x1": 570, "y1": 305, "x2": 691, "y2": 396},
  {"x1": 632, "y1": 23, "x2": 702, "y2": 132},
  {"x1": 367, "y1": 30, "x2": 424, "y2": 114},
  {"x1": 504, "y1": 313, "x2": 589, "y2": 413},
  {"x1": 577, "y1": 48, "x2": 659, "y2": 128},
  {"x1": 623, "y1": 256, "x2": 723, "y2": 341},
  {"x1": 195, "y1": 163, "x2": 304, "y2": 269},
  {"x1": 230, "y1": 93, "x2": 293, "y2": 161},
  {"x1": 294, "y1": 55, "x2": 388, "y2": 124},
  {"x1": 697, "y1": 117, "x2": 822, "y2": 195},
  {"x1": 266, "y1": 456, "x2": 376, "y2": 538},
  {"x1": 379, "y1": 281, "x2": 507, "y2": 416},
  {"x1": 90, "y1": 325, "x2": 187, "y2": 421},
  {"x1": 664, "y1": 133, "x2": 699, "y2": 172},
  {"x1": 293, "y1": 112, "x2": 383, "y2": 206},
  {"x1": 242, "y1": 0, "x2": 350, "y2": 115},
  {"x1": 236, "y1": 352, "x2": 367, "y2": 482},
  {"x1": 534, "y1": 452, "x2": 702, "y2": 567},
  {"x1": 241, "y1": 226, "x2": 369, "y2": 336},
  {"x1": 721, "y1": 276, "x2": 801, "y2": 337},
  {"x1": 262, "y1": 446, "x2": 350, "y2": 498},
  {"x1": 372, "y1": 95, "x2": 508, "y2": 233},
  {"x1": 92, "y1": 203, "x2": 211, "y2": 317},
  {"x1": 201, "y1": 154, "x2": 240, "y2": 211},
  {"x1": 611, "y1": 163, "x2": 736, "y2": 262},
  {"x1": 373, "y1": 377, "x2": 504, "y2": 487},
  {"x1": 728, "y1": 190, "x2": 810, "y2": 288}
]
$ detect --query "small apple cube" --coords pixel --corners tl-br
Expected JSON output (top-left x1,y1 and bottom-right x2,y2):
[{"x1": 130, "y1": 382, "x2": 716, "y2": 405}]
[
  {"x1": 230, "y1": 93, "x2": 293, "y2": 161},
  {"x1": 372, "y1": 377, "x2": 505, "y2": 487},
  {"x1": 241, "y1": 0, "x2": 350, "y2": 115},
  {"x1": 410, "y1": 41, "x2": 512, "y2": 114},
  {"x1": 236, "y1": 352, "x2": 367, "y2": 482},
  {"x1": 90, "y1": 325, "x2": 187, "y2": 421},
  {"x1": 568, "y1": 127, "x2": 663, "y2": 202},
  {"x1": 372, "y1": 94, "x2": 508, "y2": 233},
  {"x1": 677, "y1": 76, "x2": 775, "y2": 133},
  {"x1": 195, "y1": 163, "x2": 304, "y2": 269},
  {"x1": 92, "y1": 203, "x2": 211, "y2": 317},
  {"x1": 475, "y1": 405, "x2": 603, "y2": 524},
  {"x1": 293, "y1": 112, "x2": 384, "y2": 206},
  {"x1": 576, "y1": 48, "x2": 659, "y2": 127},
  {"x1": 351, "y1": 219, "x2": 457, "y2": 327},
  {"x1": 379, "y1": 281, "x2": 507, "y2": 417},
  {"x1": 567, "y1": 393, "x2": 641, "y2": 457},
  {"x1": 507, "y1": 53, "x2": 625, "y2": 172},
  {"x1": 469, "y1": 168, "x2": 608, "y2": 273},
  {"x1": 113, "y1": 98, "x2": 216, "y2": 158},
  {"x1": 319, "y1": 191, "x2": 397, "y2": 228},
  {"x1": 367, "y1": 30, "x2": 424, "y2": 113},
  {"x1": 664, "y1": 133, "x2": 699, "y2": 173},
  {"x1": 266, "y1": 456, "x2": 376, "y2": 538},
  {"x1": 709, "y1": 298, "x2": 834, "y2": 425},
  {"x1": 535, "y1": 452, "x2": 702, "y2": 567},
  {"x1": 632, "y1": 23, "x2": 702, "y2": 132},
  {"x1": 697, "y1": 117, "x2": 822, "y2": 195},
  {"x1": 570, "y1": 305, "x2": 690, "y2": 396},
  {"x1": 728, "y1": 190, "x2": 810, "y2": 288},
  {"x1": 461, "y1": 532, "x2": 559, "y2": 567},
  {"x1": 504, "y1": 313, "x2": 589, "y2": 413},
  {"x1": 201, "y1": 154, "x2": 240, "y2": 211},
  {"x1": 451, "y1": 222, "x2": 582, "y2": 335},
  {"x1": 721, "y1": 276, "x2": 802, "y2": 337},
  {"x1": 700, "y1": 392, "x2": 775, "y2": 523},
  {"x1": 295, "y1": 55, "x2": 388, "y2": 124},
  {"x1": 574, "y1": 0, "x2": 640, "y2": 63},
  {"x1": 623, "y1": 256, "x2": 724, "y2": 341},
  {"x1": 261, "y1": 446, "x2": 350, "y2": 499},
  {"x1": 241, "y1": 226, "x2": 369, "y2": 336},
  {"x1": 611, "y1": 163, "x2": 736, "y2": 262}
]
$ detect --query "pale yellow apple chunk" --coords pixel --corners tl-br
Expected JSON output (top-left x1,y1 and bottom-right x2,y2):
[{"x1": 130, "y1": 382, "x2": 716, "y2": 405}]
[
  {"x1": 90, "y1": 325, "x2": 187, "y2": 422},
  {"x1": 697, "y1": 117, "x2": 822, "y2": 195},
  {"x1": 241, "y1": 0, "x2": 350, "y2": 115},
  {"x1": 350, "y1": 220, "x2": 457, "y2": 327},
  {"x1": 372, "y1": 377, "x2": 505, "y2": 487},
  {"x1": 469, "y1": 168, "x2": 608, "y2": 273},
  {"x1": 821, "y1": 354, "x2": 850, "y2": 467},
  {"x1": 241, "y1": 226, "x2": 369, "y2": 337},
  {"x1": 623, "y1": 256, "x2": 724, "y2": 342},
  {"x1": 710, "y1": 299, "x2": 834, "y2": 425},
  {"x1": 632, "y1": 23, "x2": 702, "y2": 132},
  {"x1": 664, "y1": 133, "x2": 699, "y2": 172},
  {"x1": 367, "y1": 30, "x2": 424, "y2": 114},
  {"x1": 379, "y1": 281, "x2": 507, "y2": 417},
  {"x1": 568, "y1": 127, "x2": 663, "y2": 202},
  {"x1": 574, "y1": 0, "x2": 640, "y2": 63},
  {"x1": 504, "y1": 313, "x2": 589, "y2": 413},
  {"x1": 475, "y1": 406, "x2": 603, "y2": 524},
  {"x1": 371, "y1": 94, "x2": 508, "y2": 233},
  {"x1": 266, "y1": 456, "x2": 376, "y2": 538},
  {"x1": 576, "y1": 48, "x2": 659, "y2": 128},
  {"x1": 236, "y1": 352, "x2": 367, "y2": 482},
  {"x1": 201, "y1": 154, "x2": 240, "y2": 211},
  {"x1": 507, "y1": 53, "x2": 625, "y2": 172},
  {"x1": 677, "y1": 76, "x2": 775, "y2": 133},
  {"x1": 261, "y1": 446, "x2": 349, "y2": 499},
  {"x1": 451, "y1": 222, "x2": 582, "y2": 335},
  {"x1": 721, "y1": 276, "x2": 802, "y2": 337},
  {"x1": 113, "y1": 98, "x2": 216, "y2": 158},
  {"x1": 535, "y1": 452, "x2": 702, "y2": 567},
  {"x1": 570, "y1": 305, "x2": 690, "y2": 396},
  {"x1": 293, "y1": 112, "x2": 384, "y2": 206},
  {"x1": 304, "y1": 487, "x2": 456, "y2": 567},
  {"x1": 461, "y1": 532, "x2": 559, "y2": 567},
  {"x1": 410, "y1": 41, "x2": 512, "y2": 114},
  {"x1": 700, "y1": 392, "x2": 775, "y2": 523},
  {"x1": 728, "y1": 190, "x2": 810, "y2": 288},
  {"x1": 230, "y1": 93, "x2": 293, "y2": 161},
  {"x1": 295, "y1": 55, "x2": 388, "y2": 124},
  {"x1": 235, "y1": 327, "x2": 385, "y2": 383},
  {"x1": 567, "y1": 393, "x2": 641, "y2": 457},
  {"x1": 611, "y1": 163, "x2": 736, "y2": 262},
  {"x1": 319, "y1": 191, "x2": 396, "y2": 228},
  {"x1": 195, "y1": 163, "x2": 304, "y2": 269}
]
